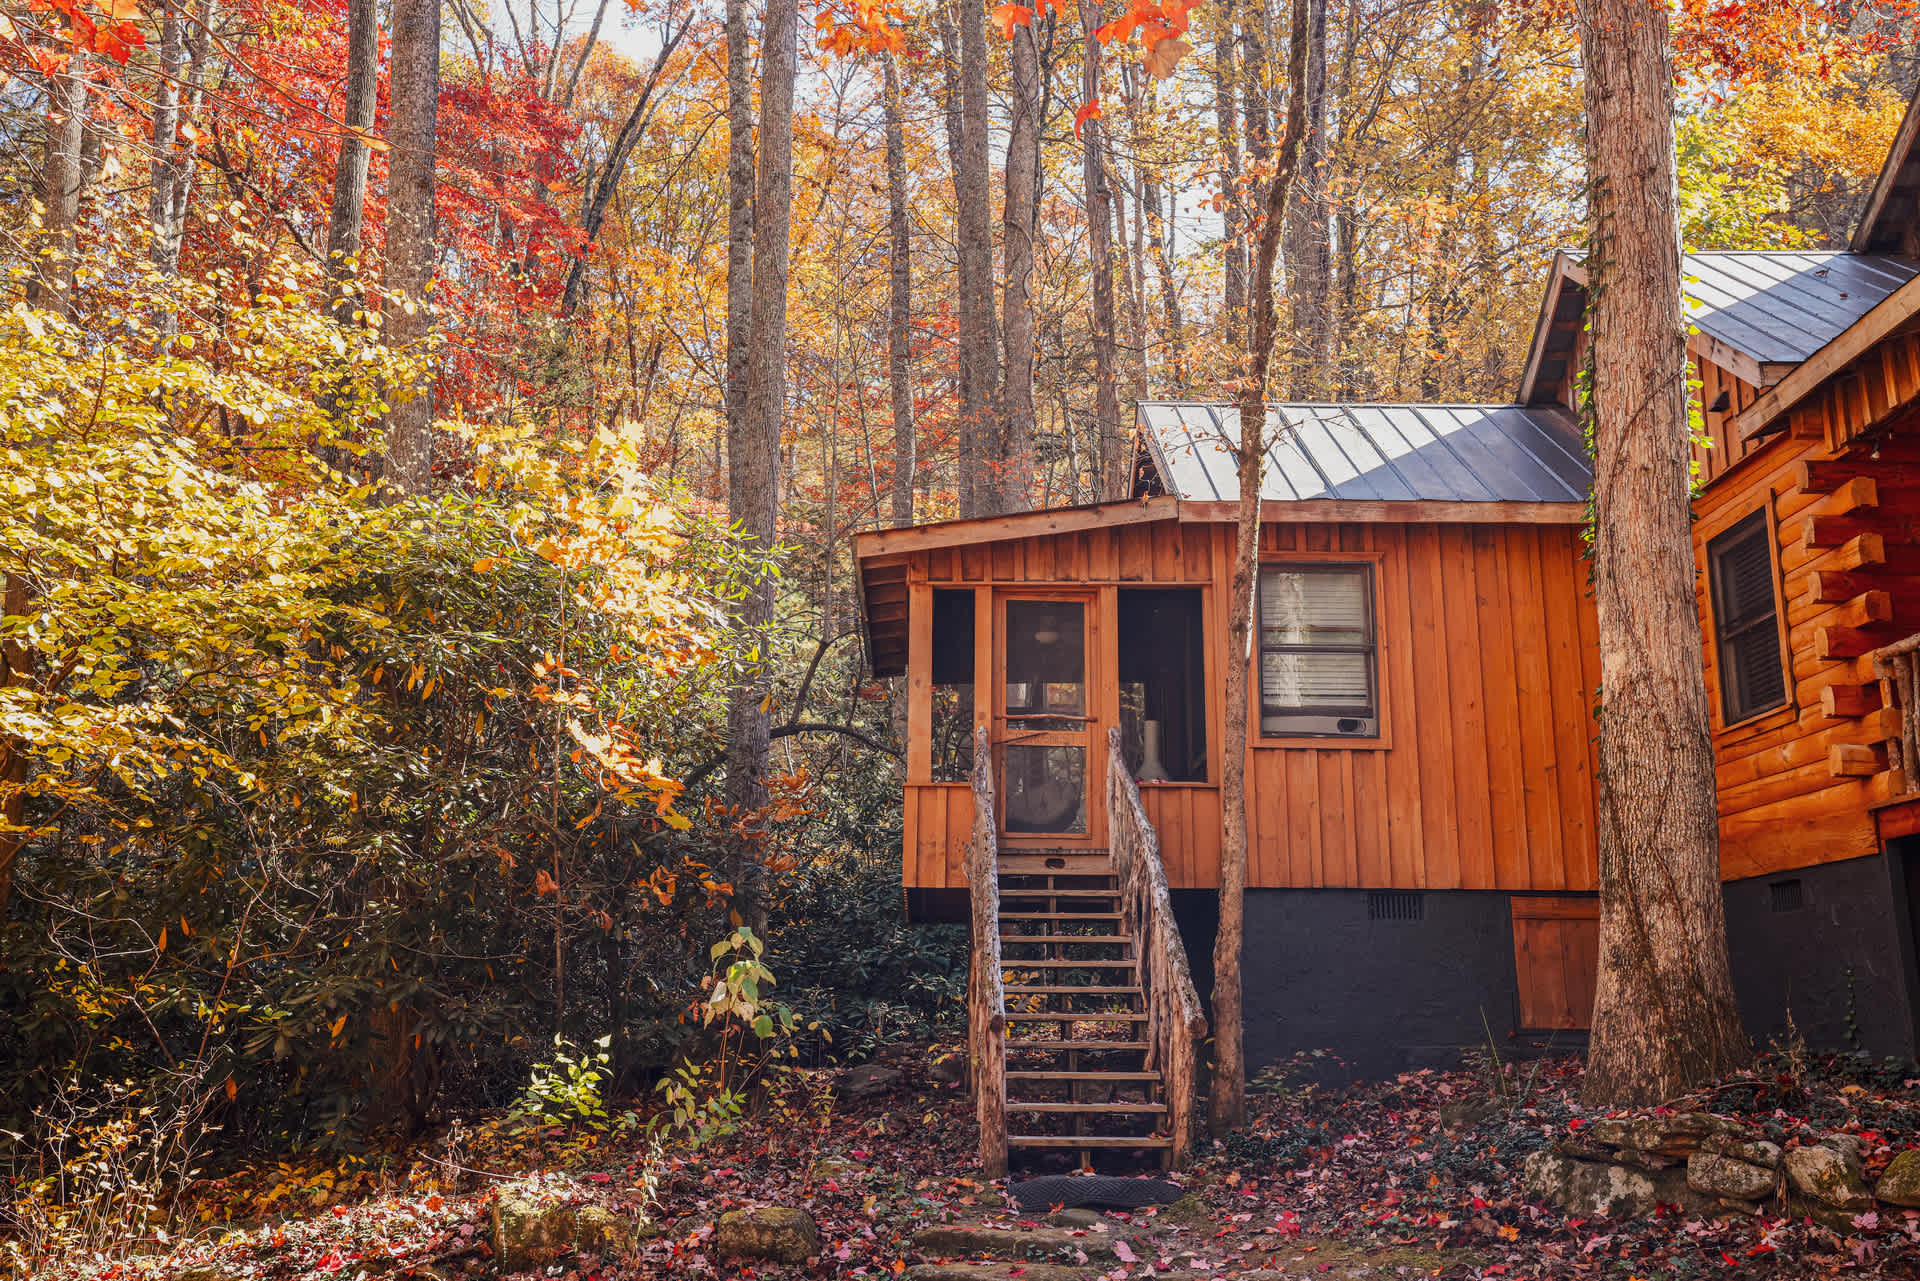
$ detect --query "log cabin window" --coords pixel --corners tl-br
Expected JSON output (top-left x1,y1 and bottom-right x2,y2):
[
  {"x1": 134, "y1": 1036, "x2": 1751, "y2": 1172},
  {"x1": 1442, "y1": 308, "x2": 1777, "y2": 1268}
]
[
  {"x1": 1257, "y1": 564, "x2": 1378, "y2": 738},
  {"x1": 929, "y1": 589, "x2": 975, "y2": 782},
  {"x1": 1707, "y1": 511, "x2": 1787, "y2": 724}
]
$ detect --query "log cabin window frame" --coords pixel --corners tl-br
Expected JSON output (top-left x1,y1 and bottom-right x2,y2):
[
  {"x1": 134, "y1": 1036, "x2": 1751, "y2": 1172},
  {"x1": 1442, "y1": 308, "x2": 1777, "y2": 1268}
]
[
  {"x1": 1705, "y1": 506, "x2": 1792, "y2": 728},
  {"x1": 1255, "y1": 559, "x2": 1384, "y2": 744}
]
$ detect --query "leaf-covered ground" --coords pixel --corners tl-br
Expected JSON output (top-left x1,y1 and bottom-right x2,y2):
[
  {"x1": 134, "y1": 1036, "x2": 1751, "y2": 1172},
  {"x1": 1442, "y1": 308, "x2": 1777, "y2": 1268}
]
[{"x1": 31, "y1": 1049, "x2": 1920, "y2": 1281}]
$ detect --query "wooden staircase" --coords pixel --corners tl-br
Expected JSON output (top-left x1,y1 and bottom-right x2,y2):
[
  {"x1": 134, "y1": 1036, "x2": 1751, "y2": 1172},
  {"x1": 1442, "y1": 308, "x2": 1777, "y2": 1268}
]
[
  {"x1": 999, "y1": 852, "x2": 1170, "y2": 1162},
  {"x1": 962, "y1": 726, "x2": 1208, "y2": 1176}
]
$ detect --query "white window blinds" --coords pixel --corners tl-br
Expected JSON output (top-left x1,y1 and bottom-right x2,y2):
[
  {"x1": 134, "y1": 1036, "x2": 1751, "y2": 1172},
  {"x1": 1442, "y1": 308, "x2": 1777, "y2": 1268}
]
[{"x1": 1258, "y1": 565, "x2": 1378, "y2": 728}]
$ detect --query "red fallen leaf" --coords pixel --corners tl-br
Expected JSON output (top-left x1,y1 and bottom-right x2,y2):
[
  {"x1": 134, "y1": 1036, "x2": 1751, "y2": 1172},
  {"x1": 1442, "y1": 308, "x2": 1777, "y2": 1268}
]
[
  {"x1": 317, "y1": 1251, "x2": 346, "y2": 1273},
  {"x1": 331, "y1": 1206, "x2": 351, "y2": 1217},
  {"x1": 587, "y1": 1172, "x2": 611, "y2": 1183}
]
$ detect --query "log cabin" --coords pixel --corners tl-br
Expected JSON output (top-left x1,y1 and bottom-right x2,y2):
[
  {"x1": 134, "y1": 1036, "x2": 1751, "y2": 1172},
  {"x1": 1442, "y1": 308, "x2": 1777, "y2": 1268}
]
[{"x1": 852, "y1": 82, "x2": 1920, "y2": 1169}]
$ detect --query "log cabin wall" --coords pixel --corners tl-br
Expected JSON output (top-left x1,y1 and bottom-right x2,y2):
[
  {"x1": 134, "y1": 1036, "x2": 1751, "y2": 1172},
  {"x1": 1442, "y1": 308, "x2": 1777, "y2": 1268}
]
[
  {"x1": 890, "y1": 515, "x2": 1603, "y2": 898},
  {"x1": 1701, "y1": 326, "x2": 1920, "y2": 879}
]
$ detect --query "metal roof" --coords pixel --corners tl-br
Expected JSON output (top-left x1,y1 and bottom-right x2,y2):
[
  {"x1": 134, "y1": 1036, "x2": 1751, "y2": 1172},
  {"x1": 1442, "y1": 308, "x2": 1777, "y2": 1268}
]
[
  {"x1": 1681, "y1": 251, "x2": 1917, "y2": 367},
  {"x1": 1137, "y1": 402, "x2": 1591, "y2": 504}
]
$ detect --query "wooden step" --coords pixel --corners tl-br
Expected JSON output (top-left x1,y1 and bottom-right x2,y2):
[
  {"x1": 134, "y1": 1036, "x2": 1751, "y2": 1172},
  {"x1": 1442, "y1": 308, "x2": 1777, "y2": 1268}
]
[
  {"x1": 1005, "y1": 1011, "x2": 1146, "y2": 1023},
  {"x1": 999, "y1": 888, "x2": 1121, "y2": 900},
  {"x1": 1006, "y1": 1070, "x2": 1159, "y2": 1082},
  {"x1": 1008, "y1": 1134, "x2": 1173, "y2": 1149},
  {"x1": 998, "y1": 855, "x2": 1114, "y2": 875},
  {"x1": 999, "y1": 958, "x2": 1137, "y2": 968},
  {"x1": 1005, "y1": 985, "x2": 1143, "y2": 996},
  {"x1": 1006, "y1": 1039, "x2": 1150, "y2": 1051},
  {"x1": 999, "y1": 934, "x2": 1133, "y2": 945},
  {"x1": 998, "y1": 912, "x2": 1122, "y2": 922},
  {"x1": 1007, "y1": 1101, "x2": 1167, "y2": 1114}
]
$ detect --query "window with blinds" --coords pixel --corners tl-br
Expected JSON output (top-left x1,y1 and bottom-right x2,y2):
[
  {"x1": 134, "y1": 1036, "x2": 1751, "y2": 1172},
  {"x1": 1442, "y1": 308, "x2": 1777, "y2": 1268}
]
[
  {"x1": 1708, "y1": 511, "x2": 1788, "y2": 723},
  {"x1": 1257, "y1": 564, "x2": 1378, "y2": 737}
]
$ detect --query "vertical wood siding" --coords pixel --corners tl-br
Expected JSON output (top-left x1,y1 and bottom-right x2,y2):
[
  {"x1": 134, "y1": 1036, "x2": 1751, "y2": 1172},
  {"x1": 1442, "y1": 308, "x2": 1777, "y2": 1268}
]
[{"x1": 900, "y1": 516, "x2": 1603, "y2": 894}]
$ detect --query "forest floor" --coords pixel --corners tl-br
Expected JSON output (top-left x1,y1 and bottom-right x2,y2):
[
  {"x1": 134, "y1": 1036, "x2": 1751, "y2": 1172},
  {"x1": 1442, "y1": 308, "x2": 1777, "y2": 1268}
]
[{"x1": 27, "y1": 1049, "x2": 1920, "y2": 1281}]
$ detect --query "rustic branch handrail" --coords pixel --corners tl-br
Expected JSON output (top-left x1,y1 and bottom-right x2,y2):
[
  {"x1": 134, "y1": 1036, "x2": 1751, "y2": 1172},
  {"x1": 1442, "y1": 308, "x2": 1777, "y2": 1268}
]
[
  {"x1": 1871, "y1": 634, "x2": 1920, "y2": 796},
  {"x1": 965, "y1": 723, "x2": 1008, "y2": 1177},
  {"x1": 1105, "y1": 726, "x2": 1209, "y2": 1164}
]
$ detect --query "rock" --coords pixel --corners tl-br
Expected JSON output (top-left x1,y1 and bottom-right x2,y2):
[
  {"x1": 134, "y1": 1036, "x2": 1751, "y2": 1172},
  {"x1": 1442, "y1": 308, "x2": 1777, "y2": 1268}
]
[
  {"x1": 1876, "y1": 1149, "x2": 1920, "y2": 1207},
  {"x1": 811, "y1": 1153, "x2": 864, "y2": 1183},
  {"x1": 1045, "y1": 1208, "x2": 1104, "y2": 1229},
  {"x1": 714, "y1": 1206, "x2": 820, "y2": 1264},
  {"x1": 911, "y1": 1223, "x2": 1121, "y2": 1262},
  {"x1": 929, "y1": 1050, "x2": 967, "y2": 1086},
  {"x1": 1585, "y1": 1119, "x2": 1635, "y2": 1149},
  {"x1": 907, "y1": 1266, "x2": 1089, "y2": 1281},
  {"x1": 1522, "y1": 1150, "x2": 1716, "y2": 1219},
  {"x1": 492, "y1": 1185, "x2": 653, "y2": 1271},
  {"x1": 1438, "y1": 1098, "x2": 1501, "y2": 1130},
  {"x1": 1687, "y1": 1152, "x2": 1778, "y2": 1202},
  {"x1": 1700, "y1": 1133, "x2": 1782, "y2": 1168},
  {"x1": 846, "y1": 1063, "x2": 905, "y2": 1098},
  {"x1": 1628, "y1": 1113, "x2": 1727, "y2": 1157},
  {"x1": 1822, "y1": 1133, "x2": 1866, "y2": 1162},
  {"x1": 1784, "y1": 1144, "x2": 1874, "y2": 1210}
]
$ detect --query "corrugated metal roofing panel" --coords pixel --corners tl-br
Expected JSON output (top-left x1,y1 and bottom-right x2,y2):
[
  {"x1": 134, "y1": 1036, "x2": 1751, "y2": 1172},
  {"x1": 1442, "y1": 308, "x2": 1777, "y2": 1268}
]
[
  {"x1": 1138, "y1": 402, "x2": 1591, "y2": 504},
  {"x1": 1681, "y1": 251, "x2": 1916, "y2": 366}
]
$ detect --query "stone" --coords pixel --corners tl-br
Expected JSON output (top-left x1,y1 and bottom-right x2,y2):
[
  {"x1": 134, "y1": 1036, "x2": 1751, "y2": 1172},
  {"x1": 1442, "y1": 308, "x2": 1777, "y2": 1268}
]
[
  {"x1": 811, "y1": 1153, "x2": 864, "y2": 1183},
  {"x1": 1628, "y1": 1113, "x2": 1727, "y2": 1157},
  {"x1": 1585, "y1": 1119, "x2": 1635, "y2": 1149},
  {"x1": 1522, "y1": 1150, "x2": 1717, "y2": 1219},
  {"x1": 1687, "y1": 1152, "x2": 1778, "y2": 1202},
  {"x1": 928, "y1": 1050, "x2": 967, "y2": 1085},
  {"x1": 1822, "y1": 1133, "x2": 1866, "y2": 1162},
  {"x1": 1700, "y1": 1133, "x2": 1782, "y2": 1169},
  {"x1": 846, "y1": 1063, "x2": 905, "y2": 1098},
  {"x1": 492, "y1": 1186, "x2": 653, "y2": 1271},
  {"x1": 714, "y1": 1206, "x2": 820, "y2": 1264},
  {"x1": 1783, "y1": 1144, "x2": 1874, "y2": 1210},
  {"x1": 1045, "y1": 1208, "x2": 1103, "y2": 1229},
  {"x1": 1438, "y1": 1098, "x2": 1502, "y2": 1130},
  {"x1": 911, "y1": 1223, "x2": 1121, "y2": 1262},
  {"x1": 906, "y1": 1265, "x2": 1089, "y2": 1281},
  {"x1": 1876, "y1": 1149, "x2": 1920, "y2": 1207}
]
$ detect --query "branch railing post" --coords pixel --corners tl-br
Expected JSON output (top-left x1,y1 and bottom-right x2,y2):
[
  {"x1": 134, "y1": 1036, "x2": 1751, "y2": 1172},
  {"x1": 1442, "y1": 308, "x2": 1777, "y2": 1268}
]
[
  {"x1": 1872, "y1": 633, "x2": 1920, "y2": 795},
  {"x1": 965, "y1": 723, "x2": 1008, "y2": 1177},
  {"x1": 1106, "y1": 726, "x2": 1209, "y2": 1164}
]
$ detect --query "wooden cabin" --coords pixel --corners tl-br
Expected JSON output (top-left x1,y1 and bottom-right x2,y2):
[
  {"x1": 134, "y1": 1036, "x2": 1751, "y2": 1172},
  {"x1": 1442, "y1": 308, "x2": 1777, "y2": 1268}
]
[{"x1": 855, "y1": 402, "x2": 1607, "y2": 1089}]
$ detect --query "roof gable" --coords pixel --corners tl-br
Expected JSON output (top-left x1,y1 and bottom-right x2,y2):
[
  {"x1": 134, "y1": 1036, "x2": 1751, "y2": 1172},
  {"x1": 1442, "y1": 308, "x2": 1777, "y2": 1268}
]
[
  {"x1": 1853, "y1": 79, "x2": 1920, "y2": 256},
  {"x1": 1137, "y1": 402, "x2": 1591, "y2": 505}
]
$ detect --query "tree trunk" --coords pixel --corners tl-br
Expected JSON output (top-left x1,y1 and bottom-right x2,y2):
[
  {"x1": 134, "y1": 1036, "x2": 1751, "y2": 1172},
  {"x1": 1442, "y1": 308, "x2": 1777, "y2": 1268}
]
[
  {"x1": 1575, "y1": 0, "x2": 1749, "y2": 1106},
  {"x1": 149, "y1": 2, "x2": 187, "y2": 280},
  {"x1": 1144, "y1": 171, "x2": 1185, "y2": 394},
  {"x1": 1213, "y1": 0, "x2": 1245, "y2": 348},
  {"x1": 383, "y1": 0, "x2": 440, "y2": 495},
  {"x1": 1080, "y1": 0, "x2": 1124, "y2": 501},
  {"x1": 1284, "y1": 0, "x2": 1331, "y2": 397},
  {"x1": 725, "y1": 0, "x2": 797, "y2": 917},
  {"x1": 725, "y1": 0, "x2": 754, "y2": 463},
  {"x1": 954, "y1": 0, "x2": 1001, "y2": 515},
  {"x1": 882, "y1": 52, "x2": 915, "y2": 529},
  {"x1": 999, "y1": 20, "x2": 1041, "y2": 514},
  {"x1": 325, "y1": 0, "x2": 379, "y2": 311},
  {"x1": 933, "y1": 6, "x2": 975, "y2": 511},
  {"x1": 0, "y1": 570, "x2": 34, "y2": 919},
  {"x1": 30, "y1": 52, "x2": 87, "y2": 317},
  {"x1": 1214, "y1": 0, "x2": 1309, "y2": 1137}
]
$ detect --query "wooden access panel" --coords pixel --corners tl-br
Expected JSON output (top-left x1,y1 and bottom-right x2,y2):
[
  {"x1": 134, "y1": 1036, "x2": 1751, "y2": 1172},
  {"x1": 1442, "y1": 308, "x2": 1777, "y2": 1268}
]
[{"x1": 1510, "y1": 896, "x2": 1599, "y2": 1030}]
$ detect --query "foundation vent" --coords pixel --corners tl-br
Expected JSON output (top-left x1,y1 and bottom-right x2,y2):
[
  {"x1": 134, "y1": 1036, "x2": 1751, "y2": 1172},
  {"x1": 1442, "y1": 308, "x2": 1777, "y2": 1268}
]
[
  {"x1": 1368, "y1": 891, "x2": 1424, "y2": 922},
  {"x1": 1769, "y1": 879, "x2": 1805, "y2": 913}
]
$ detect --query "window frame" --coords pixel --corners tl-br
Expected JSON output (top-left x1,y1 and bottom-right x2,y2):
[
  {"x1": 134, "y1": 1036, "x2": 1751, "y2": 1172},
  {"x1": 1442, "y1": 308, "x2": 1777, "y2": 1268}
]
[
  {"x1": 1705, "y1": 508, "x2": 1792, "y2": 728},
  {"x1": 1255, "y1": 559, "x2": 1383, "y2": 743}
]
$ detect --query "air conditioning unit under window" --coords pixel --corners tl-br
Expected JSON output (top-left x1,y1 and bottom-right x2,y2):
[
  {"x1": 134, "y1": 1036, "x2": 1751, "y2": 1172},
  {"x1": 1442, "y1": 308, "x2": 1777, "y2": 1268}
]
[{"x1": 1261, "y1": 712, "x2": 1378, "y2": 738}]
